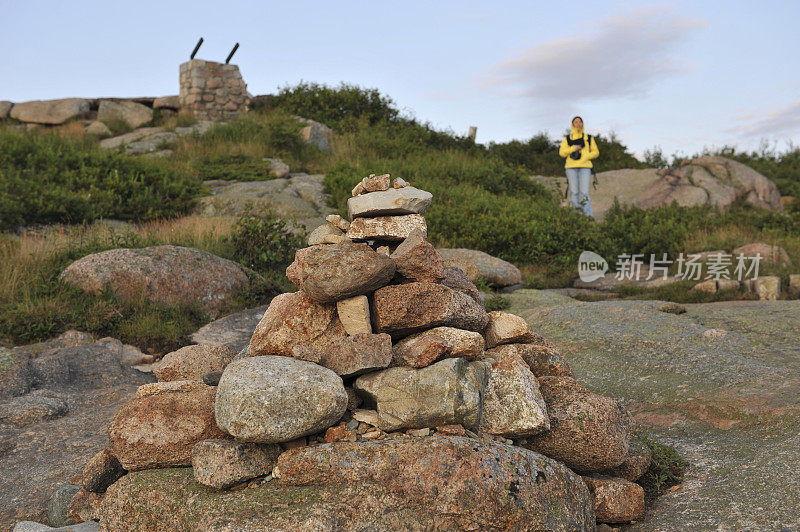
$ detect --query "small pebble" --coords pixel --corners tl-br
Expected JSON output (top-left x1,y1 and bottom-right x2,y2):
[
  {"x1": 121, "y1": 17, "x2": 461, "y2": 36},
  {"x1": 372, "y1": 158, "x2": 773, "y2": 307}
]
[{"x1": 202, "y1": 371, "x2": 222, "y2": 386}]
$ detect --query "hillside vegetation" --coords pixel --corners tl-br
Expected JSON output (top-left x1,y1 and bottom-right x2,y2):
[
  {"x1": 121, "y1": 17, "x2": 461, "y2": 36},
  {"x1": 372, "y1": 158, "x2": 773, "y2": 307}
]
[{"x1": 2, "y1": 83, "x2": 800, "y2": 348}]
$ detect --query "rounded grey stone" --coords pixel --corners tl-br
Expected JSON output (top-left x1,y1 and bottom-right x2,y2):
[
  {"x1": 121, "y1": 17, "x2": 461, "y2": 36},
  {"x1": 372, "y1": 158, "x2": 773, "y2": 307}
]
[{"x1": 215, "y1": 356, "x2": 347, "y2": 443}]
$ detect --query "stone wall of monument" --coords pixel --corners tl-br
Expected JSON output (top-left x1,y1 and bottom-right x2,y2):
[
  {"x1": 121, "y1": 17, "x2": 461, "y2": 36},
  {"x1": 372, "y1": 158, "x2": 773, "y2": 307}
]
[{"x1": 179, "y1": 59, "x2": 249, "y2": 120}]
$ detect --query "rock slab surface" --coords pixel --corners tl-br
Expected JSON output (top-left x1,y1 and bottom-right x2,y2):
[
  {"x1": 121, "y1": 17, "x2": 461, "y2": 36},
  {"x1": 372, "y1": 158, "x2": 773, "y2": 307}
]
[{"x1": 100, "y1": 438, "x2": 594, "y2": 531}]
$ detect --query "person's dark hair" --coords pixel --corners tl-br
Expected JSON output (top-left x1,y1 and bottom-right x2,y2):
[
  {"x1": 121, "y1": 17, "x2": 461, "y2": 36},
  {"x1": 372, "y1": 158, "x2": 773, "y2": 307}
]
[{"x1": 572, "y1": 116, "x2": 583, "y2": 126}]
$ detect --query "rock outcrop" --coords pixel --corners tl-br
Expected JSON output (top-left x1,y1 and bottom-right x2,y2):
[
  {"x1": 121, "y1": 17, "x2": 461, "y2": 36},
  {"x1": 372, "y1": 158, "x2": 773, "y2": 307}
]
[
  {"x1": 638, "y1": 156, "x2": 783, "y2": 212},
  {"x1": 531, "y1": 156, "x2": 784, "y2": 220}
]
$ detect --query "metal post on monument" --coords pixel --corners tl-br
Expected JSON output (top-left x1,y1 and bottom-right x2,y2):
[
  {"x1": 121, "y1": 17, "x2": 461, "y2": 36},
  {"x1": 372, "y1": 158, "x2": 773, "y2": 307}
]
[
  {"x1": 226, "y1": 43, "x2": 240, "y2": 64},
  {"x1": 190, "y1": 37, "x2": 204, "y2": 59}
]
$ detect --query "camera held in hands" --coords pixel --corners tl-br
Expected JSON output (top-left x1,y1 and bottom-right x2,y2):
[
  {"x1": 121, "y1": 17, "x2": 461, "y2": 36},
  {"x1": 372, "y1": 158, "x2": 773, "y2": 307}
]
[{"x1": 569, "y1": 149, "x2": 582, "y2": 160}]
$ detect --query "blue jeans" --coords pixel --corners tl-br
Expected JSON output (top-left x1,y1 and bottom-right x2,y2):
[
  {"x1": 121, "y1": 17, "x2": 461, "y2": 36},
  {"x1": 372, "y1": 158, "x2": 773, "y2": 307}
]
[{"x1": 566, "y1": 167, "x2": 593, "y2": 216}]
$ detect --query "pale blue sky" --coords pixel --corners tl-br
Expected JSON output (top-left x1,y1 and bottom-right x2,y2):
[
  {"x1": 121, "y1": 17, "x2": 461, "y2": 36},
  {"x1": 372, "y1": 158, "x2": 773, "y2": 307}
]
[{"x1": 1, "y1": 1, "x2": 798, "y2": 157}]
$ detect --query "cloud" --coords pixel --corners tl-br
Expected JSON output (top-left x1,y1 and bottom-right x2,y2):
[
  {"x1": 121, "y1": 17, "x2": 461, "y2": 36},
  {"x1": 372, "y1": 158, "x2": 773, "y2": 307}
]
[
  {"x1": 726, "y1": 99, "x2": 800, "y2": 139},
  {"x1": 482, "y1": 4, "x2": 706, "y2": 103}
]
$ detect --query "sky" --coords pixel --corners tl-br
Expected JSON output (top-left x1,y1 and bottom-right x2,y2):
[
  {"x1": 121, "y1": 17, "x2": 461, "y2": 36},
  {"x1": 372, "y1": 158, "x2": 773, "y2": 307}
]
[{"x1": 1, "y1": 0, "x2": 799, "y2": 158}]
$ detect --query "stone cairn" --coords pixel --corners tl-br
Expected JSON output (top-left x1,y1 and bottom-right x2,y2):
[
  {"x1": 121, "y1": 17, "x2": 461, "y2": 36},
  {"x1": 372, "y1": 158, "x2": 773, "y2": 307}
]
[{"x1": 67, "y1": 174, "x2": 651, "y2": 530}]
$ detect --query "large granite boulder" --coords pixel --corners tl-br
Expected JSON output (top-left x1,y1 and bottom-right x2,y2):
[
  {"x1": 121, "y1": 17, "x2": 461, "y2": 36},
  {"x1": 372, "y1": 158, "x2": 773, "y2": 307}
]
[
  {"x1": 108, "y1": 383, "x2": 226, "y2": 471},
  {"x1": 10, "y1": 98, "x2": 90, "y2": 125},
  {"x1": 519, "y1": 376, "x2": 631, "y2": 472},
  {"x1": 286, "y1": 242, "x2": 395, "y2": 303},
  {"x1": 276, "y1": 437, "x2": 594, "y2": 530},
  {"x1": 732, "y1": 242, "x2": 792, "y2": 266},
  {"x1": 214, "y1": 356, "x2": 347, "y2": 443},
  {"x1": 372, "y1": 282, "x2": 489, "y2": 337},
  {"x1": 437, "y1": 248, "x2": 523, "y2": 287},
  {"x1": 353, "y1": 358, "x2": 489, "y2": 431},
  {"x1": 249, "y1": 291, "x2": 347, "y2": 357},
  {"x1": 100, "y1": 438, "x2": 594, "y2": 531},
  {"x1": 637, "y1": 156, "x2": 783, "y2": 212},
  {"x1": 97, "y1": 100, "x2": 153, "y2": 129},
  {"x1": 59, "y1": 245, "x2": 250, "y2": 314},
  {"x1": 298, "y1": 117, "x2": 333, "y2": 152}
]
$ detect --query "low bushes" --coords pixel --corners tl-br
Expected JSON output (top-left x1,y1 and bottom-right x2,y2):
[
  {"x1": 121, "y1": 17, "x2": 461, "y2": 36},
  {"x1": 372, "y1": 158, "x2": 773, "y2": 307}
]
[{"x1": 0, "y1": 130, "x2": 200, "y2": 230}]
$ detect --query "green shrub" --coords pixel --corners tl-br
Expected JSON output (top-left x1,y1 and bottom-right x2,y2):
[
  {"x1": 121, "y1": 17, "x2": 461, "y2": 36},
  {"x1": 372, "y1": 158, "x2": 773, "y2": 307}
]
[
  {"x1": 637, "y1": 436, "x2": 687, "y2": 495},
  {"x1": 176, "y1": 111, "x2": 198, "y2": 127},
  {"x1": 484, "y1": 295, "x2": 510, "y2": 311},
  {"x1": 0, "y1": 131, "x2": 201, "y2": 230},
  {"x1": 227, "y1": 210, "x2": 304, "y2": 274},
  {"x1": 487, "y1": 131, "x2": 646, "y2": 176},
  {"x1": 103, "y1": 117, "x2": 133, "y2": 136},
  {"x1": 195, "y1": 154, "x2": 275, "y2": 182},
  {"x1": 599, "y1": 201, "x2": 701, "y2": 261},
  {"x1": 264, "y1": 82, "x2": 399, "y2": 127}
]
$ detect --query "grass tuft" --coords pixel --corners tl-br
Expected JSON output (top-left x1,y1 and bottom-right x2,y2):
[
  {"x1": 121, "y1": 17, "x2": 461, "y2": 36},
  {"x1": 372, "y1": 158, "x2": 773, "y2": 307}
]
[
  {"x1": 484, "y1": 295, "x2": 510, "y2": 312},
  {"x1": 637, "y1": 436, "x2": 688, "y2": 496}
]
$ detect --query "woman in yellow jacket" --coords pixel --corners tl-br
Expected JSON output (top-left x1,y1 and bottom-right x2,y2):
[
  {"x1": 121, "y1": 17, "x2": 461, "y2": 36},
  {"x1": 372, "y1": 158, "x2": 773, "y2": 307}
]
[{"x1": 558, "y1": 116, "x2": 599, "y2": 216}]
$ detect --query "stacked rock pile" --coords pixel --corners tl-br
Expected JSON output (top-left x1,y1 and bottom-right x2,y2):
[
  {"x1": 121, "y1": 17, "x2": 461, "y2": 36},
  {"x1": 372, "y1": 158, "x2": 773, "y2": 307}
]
[{"x1": 64, "y1": 175, "x2": 650, "y2": 530}]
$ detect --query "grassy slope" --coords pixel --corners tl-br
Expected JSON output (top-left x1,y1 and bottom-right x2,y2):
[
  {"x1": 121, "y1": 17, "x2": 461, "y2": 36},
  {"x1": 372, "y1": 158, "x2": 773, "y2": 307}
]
[{"x1": 1, "y1": 83, "x2": 799, "y2": 348}]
